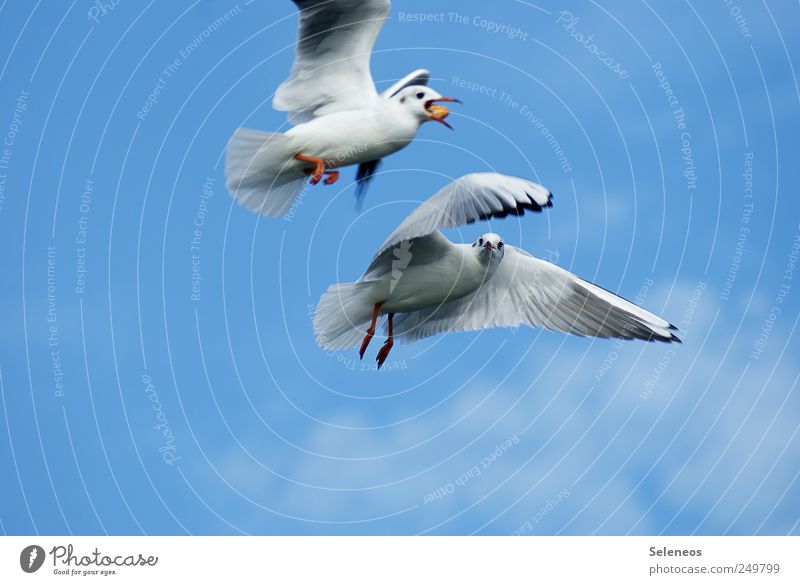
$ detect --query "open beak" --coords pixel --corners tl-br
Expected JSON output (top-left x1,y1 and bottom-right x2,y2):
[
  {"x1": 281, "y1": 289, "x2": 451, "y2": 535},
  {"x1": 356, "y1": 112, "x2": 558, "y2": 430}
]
[{"x1": 424, "y1": 97, "x2": 461, "y2": 129}]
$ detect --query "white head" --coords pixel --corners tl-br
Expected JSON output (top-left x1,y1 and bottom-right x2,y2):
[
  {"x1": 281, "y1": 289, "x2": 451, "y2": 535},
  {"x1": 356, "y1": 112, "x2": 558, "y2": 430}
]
[
  {"x1": 472, "y1": 232, "x2": 505, "y2": 265},
  {"x1": 389, "y1": 85, "x2": 461, "y2": 128}
]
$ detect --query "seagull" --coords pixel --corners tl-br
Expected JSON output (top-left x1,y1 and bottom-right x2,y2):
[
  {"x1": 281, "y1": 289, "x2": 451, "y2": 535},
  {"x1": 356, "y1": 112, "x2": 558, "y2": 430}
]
[
  {"x1": 225, "y1": 0, "x2": 460, "y2": 217},
  {"x1": 313, "y1": 173, "x2": 680, "y2": 368}
]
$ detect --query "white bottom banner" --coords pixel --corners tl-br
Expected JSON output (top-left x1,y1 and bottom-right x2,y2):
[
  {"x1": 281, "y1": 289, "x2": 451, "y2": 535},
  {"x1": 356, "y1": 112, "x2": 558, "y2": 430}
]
[{"x1": 1, "y1": 536, "x2": 797, "y2": 583}]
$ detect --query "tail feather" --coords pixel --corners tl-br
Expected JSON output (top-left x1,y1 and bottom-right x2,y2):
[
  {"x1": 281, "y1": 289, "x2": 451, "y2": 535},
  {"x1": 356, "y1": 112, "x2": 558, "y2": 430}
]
[
  {"x1": 314, "y1": 281, "x2": 382, "y2": 350},
  {"x1": 225, "y1": 128, "x2": 305, "y2": 217}
]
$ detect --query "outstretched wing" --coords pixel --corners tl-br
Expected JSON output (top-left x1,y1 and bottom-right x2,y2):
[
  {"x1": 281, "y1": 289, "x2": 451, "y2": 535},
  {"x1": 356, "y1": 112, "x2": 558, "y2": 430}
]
[
  {"x1": 392, "y1": 246, "x2": 680, "y2": 343},
  {"x1": 274, "y1": 0, "x2": 390, "y2": 123},
  {"x1": 372, "y1": 173, "x2": 553, "y2": 260}
]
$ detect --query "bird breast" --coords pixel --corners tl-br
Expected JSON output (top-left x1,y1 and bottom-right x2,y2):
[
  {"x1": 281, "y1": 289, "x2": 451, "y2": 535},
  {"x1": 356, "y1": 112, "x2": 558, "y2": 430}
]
[
  {"x1": 380, "y1": 247, "x2": 493, "y2": 314},
  {"x1": 286, "y1": 106, "x2": 419, "y2": 167}
]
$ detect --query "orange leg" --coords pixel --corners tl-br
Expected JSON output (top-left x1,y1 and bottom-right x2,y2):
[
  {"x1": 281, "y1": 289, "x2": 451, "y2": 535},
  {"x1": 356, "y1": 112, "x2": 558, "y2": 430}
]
[
  {"x1": 359, "y1": 303, "x2": 382, "y2": 360},
  {"x1": 376, "y1": 313, "x2": 394, "y2": 369},
  {"x1": 294, "y1": 153, "x2": 325, "y2": 185},
  {"x1": 303, "y1": 168, "x2": 339, "y2": 184}
]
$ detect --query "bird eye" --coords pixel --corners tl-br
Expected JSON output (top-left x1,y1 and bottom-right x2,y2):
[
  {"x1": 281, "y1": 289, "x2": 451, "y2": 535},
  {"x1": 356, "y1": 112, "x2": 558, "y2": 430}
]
[{"x1": 416, "y1": 92, "x2": 425, "y2": 99}]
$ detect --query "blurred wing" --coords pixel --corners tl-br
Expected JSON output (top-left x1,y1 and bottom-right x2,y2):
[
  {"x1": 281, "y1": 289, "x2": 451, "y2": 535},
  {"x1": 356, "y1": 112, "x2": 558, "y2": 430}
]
[
  {"x1": 380, "y1": 68, "x2": 430, "y2": 98},
  {"x1": 393, "y1": 246, "x2": 680, "y2": 342},
  {"x1": 274, "y1": 0, "x2": 390, "y2": 122},
  {"x1": 373, "y1": 173, "x2": 553, "y2": 259},
  {"x1": 354, "y1": 159, "x2": 381, "y2": 209}
]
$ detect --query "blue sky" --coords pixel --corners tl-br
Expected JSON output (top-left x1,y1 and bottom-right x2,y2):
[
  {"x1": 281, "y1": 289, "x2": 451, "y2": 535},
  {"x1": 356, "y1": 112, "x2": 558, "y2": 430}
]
[{"x1": 1, "y1": 0, "x2": 799, "y2": 535}]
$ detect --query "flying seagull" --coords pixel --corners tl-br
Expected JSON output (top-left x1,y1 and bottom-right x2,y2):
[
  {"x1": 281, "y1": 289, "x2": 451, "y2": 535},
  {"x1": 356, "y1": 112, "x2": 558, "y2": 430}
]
[
  {"x1": 225, "y1": 0, "x2": 460, "y2": 217},
  {"x1": 313, "y1": 173, "x2": 680, "y2": 368}
]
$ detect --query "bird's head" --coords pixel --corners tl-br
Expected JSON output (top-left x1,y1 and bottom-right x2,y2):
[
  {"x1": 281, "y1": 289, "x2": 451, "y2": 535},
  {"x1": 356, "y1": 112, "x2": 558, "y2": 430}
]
[
  {"x1": 391, "y1": 86, "x2": 461, "y2": 129},
  {"x1": 472, "y1": 232, "x2": 505, "y2": 264}
]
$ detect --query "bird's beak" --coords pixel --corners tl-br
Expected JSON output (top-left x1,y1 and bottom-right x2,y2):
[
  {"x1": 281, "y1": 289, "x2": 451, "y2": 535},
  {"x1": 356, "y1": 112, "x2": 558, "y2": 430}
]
[{"x1": 425, "y1": 97, "x2": 461, "y2": 129}]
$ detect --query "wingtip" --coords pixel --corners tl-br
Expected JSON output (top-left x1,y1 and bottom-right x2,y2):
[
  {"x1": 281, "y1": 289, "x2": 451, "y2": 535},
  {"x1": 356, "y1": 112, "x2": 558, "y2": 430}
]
[
  {"x1": 354, "y1": 159, "x2": 382, "y2": 210},
  {"x1": 665, "y1": 322, "x2": 681, "y2": 343},
  {"x1": 529, "y1": 189, "x2": 554, "y2": 210},
  {"x1": 524, "y1": 190, "x2": 554, "y2": 212},
  {"x1": 653, "y1": 329, "x2": 682, "y2": 343}
]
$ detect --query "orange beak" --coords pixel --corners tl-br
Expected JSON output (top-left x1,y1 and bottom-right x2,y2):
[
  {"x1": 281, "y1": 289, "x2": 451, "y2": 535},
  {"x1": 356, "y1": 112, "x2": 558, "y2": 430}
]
[{"x1": 424, "y1": 97, "x2": 461, "y2": 129}]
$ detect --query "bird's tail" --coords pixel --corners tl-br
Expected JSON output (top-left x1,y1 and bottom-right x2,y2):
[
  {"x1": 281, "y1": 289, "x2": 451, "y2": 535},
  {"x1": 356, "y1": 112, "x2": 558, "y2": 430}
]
[
  {"x1": 225, "y1": 127, "x2": 306, "y2": 218},
  {"x1": 313, "y1": 280, "x2": 383, "y2": 350}
]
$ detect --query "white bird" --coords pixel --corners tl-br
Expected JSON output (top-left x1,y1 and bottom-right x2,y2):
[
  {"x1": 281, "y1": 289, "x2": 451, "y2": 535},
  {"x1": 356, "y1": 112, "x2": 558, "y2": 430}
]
[
  {"x1": 313, "y1": 173, "x2": 680, "y2": 368},
  {"x1": 225, "y1": 0, "x2": 460, "y2": 217}
]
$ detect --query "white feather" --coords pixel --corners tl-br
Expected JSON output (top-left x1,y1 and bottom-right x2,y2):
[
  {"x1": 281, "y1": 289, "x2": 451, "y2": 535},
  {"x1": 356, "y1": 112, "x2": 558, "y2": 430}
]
[
  {"x1": 225, "y1": 128, "x2": 308, "y2": 217},
  {"x1": 274, "y1": 0, "x2": 390, "y2": 122}
]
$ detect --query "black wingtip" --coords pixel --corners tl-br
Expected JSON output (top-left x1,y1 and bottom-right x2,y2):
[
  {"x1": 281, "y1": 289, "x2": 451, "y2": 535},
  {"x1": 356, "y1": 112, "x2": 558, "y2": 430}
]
[
  {"x1": 354, "y1": 159, "x2": 381, "y2": 211},
  {"x1": 354, "y1": 194, "x2": 365, "y2": 212},
  {"x1": 653, "y1": 329, "x2": 682, "y2": 343},
  {"x1": 473, "y1": 190, "x2": 554, "y2": 223}
]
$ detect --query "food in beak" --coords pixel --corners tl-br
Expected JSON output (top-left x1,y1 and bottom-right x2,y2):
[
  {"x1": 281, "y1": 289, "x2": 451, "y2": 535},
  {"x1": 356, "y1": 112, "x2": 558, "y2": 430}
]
[
  {"x1": 427, "y1": 104, "x2": 450, "y2": 120},
  {"x1": 424, "y1": 97, "x2": 461, "y2": 129}
]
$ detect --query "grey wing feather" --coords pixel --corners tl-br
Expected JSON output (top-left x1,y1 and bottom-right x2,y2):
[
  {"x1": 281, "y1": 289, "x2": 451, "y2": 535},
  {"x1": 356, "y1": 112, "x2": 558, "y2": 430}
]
[
  {"x1": 362, "y1": 231, "x2": 453, "y2": 280},
  {"x1": 373, "y1": 173, "x2": 553, "y2": 259},
  {"x1": 392, "y1": 246, "x2": 680, "y2": 343},
  {"x1": 274, "y1": 0, "x2": 390, "y2": 122}
]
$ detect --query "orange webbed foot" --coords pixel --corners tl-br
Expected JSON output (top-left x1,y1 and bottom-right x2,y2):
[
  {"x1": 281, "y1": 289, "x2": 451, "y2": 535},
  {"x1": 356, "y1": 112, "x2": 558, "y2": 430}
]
[{"x1": 294, "y1": 153, "x2": 326, "y2": 185}]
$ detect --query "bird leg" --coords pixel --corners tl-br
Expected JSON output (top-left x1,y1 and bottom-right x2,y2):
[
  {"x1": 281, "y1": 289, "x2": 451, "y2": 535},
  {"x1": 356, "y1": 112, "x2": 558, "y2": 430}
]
[
  {"x1": 294, "y1": 153, "x2": 326, "y2": 185},
  {"x1": 376, "y1": 313, "x2": 394, "y2": 370},
  {"x1": 359, "y1": 302, "x2": 382, "y2": 360},
  {"x1": 294, "y1": 153, "x2": 340, "y2": 185}
]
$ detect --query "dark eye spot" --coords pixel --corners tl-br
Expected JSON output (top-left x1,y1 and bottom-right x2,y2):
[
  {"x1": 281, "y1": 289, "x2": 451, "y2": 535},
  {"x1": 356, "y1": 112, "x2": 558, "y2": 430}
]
[
  {"x1": 400, "y1": 96, "x2": 405, "y2": 103},
  {"x1": 498, "y1": 242, "x2": 504, "y2": 249},
  {"x1": 478, "y1": 238, "x2": 484, "y2": 246},
  {"x1": 416, "y1": 92, "x2": 425, "y2": 99}
]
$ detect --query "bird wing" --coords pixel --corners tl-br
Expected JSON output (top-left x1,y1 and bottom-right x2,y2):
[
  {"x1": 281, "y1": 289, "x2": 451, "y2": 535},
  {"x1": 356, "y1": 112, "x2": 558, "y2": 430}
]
[
  {"x1": 274, "y1": 0, "x2": 390, "y2": 123},
  {"x1": 372, "y1": 173, "x2": 553, "y2": 260},
  {"x1": 362, "y1": 231, "x2": 454, "y2": 280},
  {"x1": 379, "y1": 68, "x2": 431, "y2": 98},
  {"x1": 354, "y1": 159, "x2": 382, "y2": 209},
  {"x1": 392, "y1": 245, "x2": 680, "y2": 342}
]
